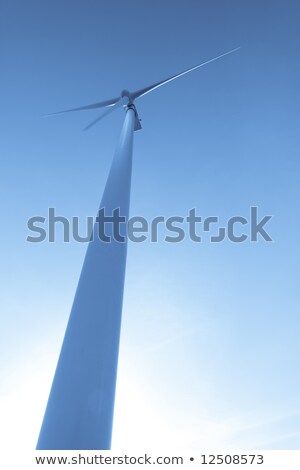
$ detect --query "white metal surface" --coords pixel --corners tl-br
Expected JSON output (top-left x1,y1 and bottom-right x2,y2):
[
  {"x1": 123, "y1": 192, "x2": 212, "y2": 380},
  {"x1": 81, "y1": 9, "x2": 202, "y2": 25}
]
[{"x1": 37, "y1": 107, "x2": 135, "y2": 450}]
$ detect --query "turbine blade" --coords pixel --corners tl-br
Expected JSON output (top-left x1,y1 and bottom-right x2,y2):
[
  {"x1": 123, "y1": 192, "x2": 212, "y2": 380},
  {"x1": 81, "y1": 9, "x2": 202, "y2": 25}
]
[
  {"x1": 44, "y1": 97, "x2": 119, "y2": 117},
  {"x1": 83, "y1": 98, "x2": 125, "y2": 131},
  {"x1": 132, "y1": 47, "x2": 240, "y2": 100}
]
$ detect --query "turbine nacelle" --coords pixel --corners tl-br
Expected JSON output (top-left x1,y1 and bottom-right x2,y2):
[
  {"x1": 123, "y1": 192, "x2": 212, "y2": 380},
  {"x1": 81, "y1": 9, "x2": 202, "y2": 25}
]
[
  {"x1": 120, "y1": 90, "x2": 141, "y2": 130},
  {"x1": 127, "y1": 103, "x2": 142, "y2": 131}
]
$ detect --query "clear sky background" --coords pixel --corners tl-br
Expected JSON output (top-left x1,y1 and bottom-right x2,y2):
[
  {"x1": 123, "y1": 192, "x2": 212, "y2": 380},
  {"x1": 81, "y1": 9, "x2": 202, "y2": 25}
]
[{"x1": 0, "y1": 0, "x2": 299, "y2": 452}]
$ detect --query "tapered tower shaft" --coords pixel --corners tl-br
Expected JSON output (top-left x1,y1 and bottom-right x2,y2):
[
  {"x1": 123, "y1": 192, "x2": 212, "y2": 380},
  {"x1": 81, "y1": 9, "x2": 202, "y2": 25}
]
[{"x1": 37, "y1": 107, "x2": 136, "y2": 450}]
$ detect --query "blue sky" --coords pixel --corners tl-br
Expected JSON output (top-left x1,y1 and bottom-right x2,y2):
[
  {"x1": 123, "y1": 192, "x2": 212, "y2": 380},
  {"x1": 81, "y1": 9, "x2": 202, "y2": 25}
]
[{"x1": 1, "y1": 0, "x2": 300, "y2": 451}]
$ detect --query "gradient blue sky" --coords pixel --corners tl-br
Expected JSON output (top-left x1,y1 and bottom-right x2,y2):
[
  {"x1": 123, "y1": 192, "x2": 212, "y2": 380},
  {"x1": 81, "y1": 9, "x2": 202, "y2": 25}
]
[{"x1": 1, "y1": 0, "x2": 300, "y2": 451}]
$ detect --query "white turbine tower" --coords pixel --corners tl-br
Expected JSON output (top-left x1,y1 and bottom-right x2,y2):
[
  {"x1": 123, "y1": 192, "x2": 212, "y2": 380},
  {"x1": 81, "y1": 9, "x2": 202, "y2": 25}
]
[{"x1": 37, "y1": 47, "x2": 240, "y2": 450}]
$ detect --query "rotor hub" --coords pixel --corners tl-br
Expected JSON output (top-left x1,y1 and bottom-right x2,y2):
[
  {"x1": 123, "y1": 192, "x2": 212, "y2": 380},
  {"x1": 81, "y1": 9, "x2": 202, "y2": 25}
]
[{"x1": 121, "y1": 89, "x2": 133, "y2": 104}]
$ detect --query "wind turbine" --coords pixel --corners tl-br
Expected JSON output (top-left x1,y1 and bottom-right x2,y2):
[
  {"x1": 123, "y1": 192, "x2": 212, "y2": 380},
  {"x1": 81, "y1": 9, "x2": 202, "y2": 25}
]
[{"x1": 36, "y1": 47, "x2": 240, "y2": 450}]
